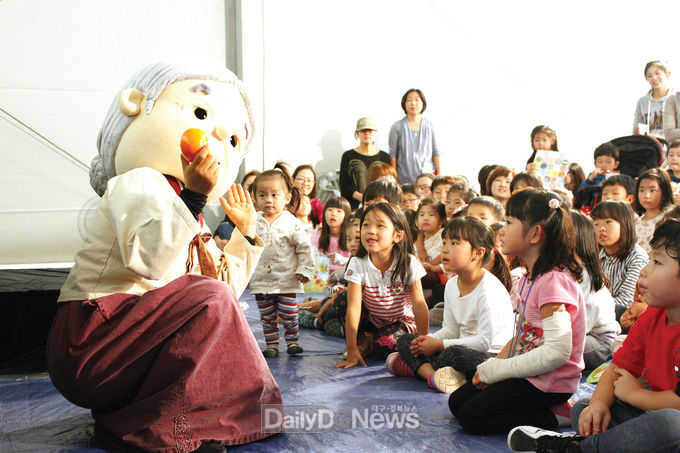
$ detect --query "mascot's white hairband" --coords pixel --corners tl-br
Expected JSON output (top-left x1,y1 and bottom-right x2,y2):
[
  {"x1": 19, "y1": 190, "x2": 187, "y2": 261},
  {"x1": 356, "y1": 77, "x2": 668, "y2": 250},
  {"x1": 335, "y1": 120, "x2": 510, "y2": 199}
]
[{"x1": 90, "y1": 61, "x2": 255, "y2": 196}]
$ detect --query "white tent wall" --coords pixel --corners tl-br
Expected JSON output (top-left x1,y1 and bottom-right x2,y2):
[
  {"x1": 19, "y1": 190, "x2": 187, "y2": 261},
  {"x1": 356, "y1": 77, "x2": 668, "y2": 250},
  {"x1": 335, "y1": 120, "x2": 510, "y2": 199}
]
[
  {"x1": 2, "y1": 0, "x2": 679, "y2": 266},
  {"x1": 0, "y1": 0, "x2": 228, "y2": 266},
  {"x1": 243, "y1": 0, "x2": 680, "y2": 180}
]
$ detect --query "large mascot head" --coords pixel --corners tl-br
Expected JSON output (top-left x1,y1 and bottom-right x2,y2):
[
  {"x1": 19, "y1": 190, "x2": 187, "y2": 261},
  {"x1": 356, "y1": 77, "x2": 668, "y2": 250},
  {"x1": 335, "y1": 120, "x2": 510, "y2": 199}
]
[{"x1": 90, "y1": 61, "x2": 254, "y2": 202}]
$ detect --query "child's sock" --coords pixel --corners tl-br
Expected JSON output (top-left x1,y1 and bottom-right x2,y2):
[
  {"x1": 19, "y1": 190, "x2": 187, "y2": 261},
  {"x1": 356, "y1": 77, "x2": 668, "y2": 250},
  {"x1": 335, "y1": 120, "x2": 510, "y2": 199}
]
[
  {"x1": 385, "y1": 352, "x2": 414, "y2": 377},
  {"x1": 262, "y1": 342, "x2": 279, "y2": 358},
  {"x1": 427, "y1": 373, "x2": 436, "y2": 388},
  {"x1": 286, "y1": 341, "x2": 303, "y2": 355}
]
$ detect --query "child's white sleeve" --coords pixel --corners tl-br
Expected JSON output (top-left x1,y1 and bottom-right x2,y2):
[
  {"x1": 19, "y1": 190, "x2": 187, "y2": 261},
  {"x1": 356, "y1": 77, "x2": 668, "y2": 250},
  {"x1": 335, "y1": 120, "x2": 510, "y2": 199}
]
[
  {"x1": 476, "y1": 306, "x2": 573, "y2": 384},
  {"x1": 293, "y1": 226, "x2": 315, "y2": 279},
  {"x1": 429, "y1": 282, "x2": 460, "y2": 343}
]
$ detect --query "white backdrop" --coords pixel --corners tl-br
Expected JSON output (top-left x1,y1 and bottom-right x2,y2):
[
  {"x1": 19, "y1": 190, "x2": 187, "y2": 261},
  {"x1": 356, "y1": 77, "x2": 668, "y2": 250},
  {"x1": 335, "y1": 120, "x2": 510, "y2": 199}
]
[{"x1": 1, "y1": 0, "x2": 679, "y2": 265}]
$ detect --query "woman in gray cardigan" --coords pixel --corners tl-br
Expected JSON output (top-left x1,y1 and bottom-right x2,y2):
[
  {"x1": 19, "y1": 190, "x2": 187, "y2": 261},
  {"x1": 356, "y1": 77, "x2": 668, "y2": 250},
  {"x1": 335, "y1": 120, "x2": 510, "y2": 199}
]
[{"x1": 388, "y1": 88, "x2": 441, "y2": 185}]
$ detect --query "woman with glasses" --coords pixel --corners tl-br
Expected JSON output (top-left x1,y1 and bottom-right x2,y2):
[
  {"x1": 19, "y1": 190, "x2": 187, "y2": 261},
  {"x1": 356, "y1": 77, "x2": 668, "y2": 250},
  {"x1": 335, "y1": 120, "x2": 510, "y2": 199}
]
[{"x1": 293, "y1": 165, "x2": 324, "y2": 227}]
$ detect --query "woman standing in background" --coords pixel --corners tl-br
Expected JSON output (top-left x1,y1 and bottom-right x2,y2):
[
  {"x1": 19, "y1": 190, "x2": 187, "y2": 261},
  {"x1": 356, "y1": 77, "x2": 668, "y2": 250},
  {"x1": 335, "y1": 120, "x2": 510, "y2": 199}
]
[
  {"x1": 389, "y1": 89, "x2": 441, "y2": 184},
  {"x1": 634, "y1": 61, "x2": 671, "y2": 138},
  {"x1": 339, "y1": 117, "x2": 391, "y2": 209}
]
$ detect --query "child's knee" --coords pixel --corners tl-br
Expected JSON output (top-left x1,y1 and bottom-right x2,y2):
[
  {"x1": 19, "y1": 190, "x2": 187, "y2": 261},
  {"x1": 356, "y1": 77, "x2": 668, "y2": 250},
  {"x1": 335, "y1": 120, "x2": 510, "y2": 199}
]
[
  {"x1": 569, "y1": 399, "x2": 589, "y2": 432},
  {"x1": 396, "y1": 333, "x2": 417, "y2": 352}
]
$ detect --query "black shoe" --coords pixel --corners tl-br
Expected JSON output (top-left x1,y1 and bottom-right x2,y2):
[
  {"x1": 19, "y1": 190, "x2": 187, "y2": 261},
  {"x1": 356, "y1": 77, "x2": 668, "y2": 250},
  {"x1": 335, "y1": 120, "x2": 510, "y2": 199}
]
[
  {"x1": 507, "y1": 425, "x2": 581, "y2": 453},
  {"x1": 286, "y1": 343, "x2": 304, "y2": 355},
  {"x1": 262, "y1": 348, "x2": 279, "y2": 358}
]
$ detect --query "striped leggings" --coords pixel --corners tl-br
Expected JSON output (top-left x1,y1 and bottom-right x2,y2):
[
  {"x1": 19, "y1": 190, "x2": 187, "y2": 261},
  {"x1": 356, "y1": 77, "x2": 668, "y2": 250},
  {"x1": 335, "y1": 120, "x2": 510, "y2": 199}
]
[{"x1": 255, "y1": 293, "x2": 299, "y2": 344}]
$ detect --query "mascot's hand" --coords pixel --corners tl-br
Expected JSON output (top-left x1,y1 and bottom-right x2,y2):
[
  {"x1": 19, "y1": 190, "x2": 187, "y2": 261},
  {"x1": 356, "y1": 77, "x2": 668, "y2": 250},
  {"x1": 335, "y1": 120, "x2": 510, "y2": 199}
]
[
  {"x1": 221, "y1": 184, "x2": 256, "y2": 238},
  {"x1": 180, "y1": 147, "x2": 219, "y2": 196}
]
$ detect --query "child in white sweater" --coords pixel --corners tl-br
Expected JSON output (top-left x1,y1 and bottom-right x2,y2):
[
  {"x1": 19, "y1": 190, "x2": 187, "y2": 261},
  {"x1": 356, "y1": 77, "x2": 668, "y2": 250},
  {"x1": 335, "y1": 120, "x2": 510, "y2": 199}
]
[
  {"x1": 387, "y1": 216, "x2": 514, "y2": 393},
  {"x1": 249, "y1": 164, "x2": 314, "y2": 357}
]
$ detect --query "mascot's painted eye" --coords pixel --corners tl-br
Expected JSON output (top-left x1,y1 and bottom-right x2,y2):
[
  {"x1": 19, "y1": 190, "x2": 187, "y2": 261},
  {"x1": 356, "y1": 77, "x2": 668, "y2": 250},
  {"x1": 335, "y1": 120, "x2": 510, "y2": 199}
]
[
  {"x1": 230, "y1": 135, "x2": 239, "y2": 148},
  {"x1": 194, "y1": 107, "x2": 208, "y2": 120}
]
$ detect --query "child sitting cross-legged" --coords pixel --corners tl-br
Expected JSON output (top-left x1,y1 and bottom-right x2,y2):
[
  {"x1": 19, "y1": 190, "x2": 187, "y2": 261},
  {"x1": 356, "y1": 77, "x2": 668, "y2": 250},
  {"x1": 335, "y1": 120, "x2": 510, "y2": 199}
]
[
  {"x1": 333, "y1": 203, "x2": 429, "y2": 368},
  {"x1": 507, "y1": 219, "x2": 680, "y2": 453},
  {"x1": 386, "y1": 216, "x2": 514, "y2": 394}
]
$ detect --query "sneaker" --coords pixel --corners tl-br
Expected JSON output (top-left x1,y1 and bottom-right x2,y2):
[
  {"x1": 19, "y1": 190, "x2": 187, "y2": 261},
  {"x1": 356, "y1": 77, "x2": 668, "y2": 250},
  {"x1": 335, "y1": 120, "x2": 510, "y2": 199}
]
[
  {"x1": 507, "y1": 426, "x2": 582, "y2": 453},
  {"x1": 262, "y1": 348, "x2": 279, "y2": 358},
  {"x1": 287, "y1": 343, "x2": 304, "y2": 355},
  {"x1": 324, "y1": 318, "x2": 344, "y2": 338},
  {"x1": 297, "y1": 309, "x2": 316, "y2": 329},
  {"x1": 385, "y1": 352, "x2": 414, "y2": 377},
  {"x1": 431, "y1": 366, "x2": 466, "y2": 394}
]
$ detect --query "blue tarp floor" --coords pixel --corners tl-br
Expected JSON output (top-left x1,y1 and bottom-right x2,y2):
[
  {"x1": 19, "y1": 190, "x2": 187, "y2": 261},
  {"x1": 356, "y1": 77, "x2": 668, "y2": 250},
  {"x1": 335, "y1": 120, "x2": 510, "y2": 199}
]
[{"x1": 0, "y1": 290, "x2": 594, "y2": 452}]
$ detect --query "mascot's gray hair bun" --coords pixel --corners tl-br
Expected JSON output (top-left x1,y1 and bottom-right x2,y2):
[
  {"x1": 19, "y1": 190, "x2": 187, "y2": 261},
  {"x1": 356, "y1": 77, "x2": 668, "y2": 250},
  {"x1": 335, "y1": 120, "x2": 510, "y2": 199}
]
[{"x1": 90, "y1": 61, "x2": 255, "y2": 196}]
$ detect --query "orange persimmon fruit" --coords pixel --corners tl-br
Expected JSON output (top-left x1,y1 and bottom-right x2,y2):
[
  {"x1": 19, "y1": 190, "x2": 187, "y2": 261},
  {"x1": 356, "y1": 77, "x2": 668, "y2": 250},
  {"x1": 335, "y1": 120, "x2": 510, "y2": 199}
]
[{"x1": 180, "y1": 128, "x2": 209, "y2": 162}]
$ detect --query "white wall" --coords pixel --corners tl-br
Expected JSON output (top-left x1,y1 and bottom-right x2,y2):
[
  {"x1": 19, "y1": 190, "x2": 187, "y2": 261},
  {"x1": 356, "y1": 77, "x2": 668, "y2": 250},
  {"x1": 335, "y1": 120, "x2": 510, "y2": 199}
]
[
  {"x1": 2, "y1": 0, "x2": 680, "y2": 265},
  {"x1": 242, "y1": 0, "x2": 680, "y2": 184},
  {"x1": 0, "y1": 0, "x2": 228, "y2": 265}
]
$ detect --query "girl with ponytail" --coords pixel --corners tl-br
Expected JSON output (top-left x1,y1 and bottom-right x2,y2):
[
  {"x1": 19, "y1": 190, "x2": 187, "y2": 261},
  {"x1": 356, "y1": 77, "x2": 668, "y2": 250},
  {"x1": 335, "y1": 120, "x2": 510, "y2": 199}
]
[
  {"x1": 387, "y1": 216, "x2": 514, "y2": 395},
  {"x1": 448, "y1": 189, "x2": 587, "y2": 435}
]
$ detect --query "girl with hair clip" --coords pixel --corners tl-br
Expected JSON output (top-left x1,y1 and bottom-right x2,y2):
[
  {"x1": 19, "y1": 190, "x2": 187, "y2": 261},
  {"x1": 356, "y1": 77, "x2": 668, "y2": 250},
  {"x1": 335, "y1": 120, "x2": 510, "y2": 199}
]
[
  {"x1": 333, "y1": 203, "x2": 429, "y2": 368},
  {"x1": 570, "y1": 210, "x2": 621, "y2": 369},
  {"x1": 633, "y1": 168, "x2": 674, "y2": 255},
  {"x1": 249, "y1": 163, "x2": 314, "y2": 358},
  {"x1": 387, "y1": 217, "x2": 514, "y2": 395},
  {"x1": 292, "y1": 164, "x2": 324, "y2": 227},
  {"x1": 526, "y1": 125, "x2": 559, "y2": 172},
  {"x1": 591, "y1": 200, "x2": 649, "y2": 327},
  {"x1": 311, "y1": 196, "x2": 352, "y2": 281},
  {"x1": 448, "y1": 189, "x2": 586, "y2": 435}
]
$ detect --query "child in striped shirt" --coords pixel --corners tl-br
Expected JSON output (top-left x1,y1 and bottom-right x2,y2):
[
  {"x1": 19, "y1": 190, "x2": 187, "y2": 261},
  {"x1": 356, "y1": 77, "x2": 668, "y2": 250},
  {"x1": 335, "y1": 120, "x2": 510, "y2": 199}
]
[
  {"x1": 333, "y1": 202, "x2": 429, "y2": 368},
  {"x1": 591, "y1": 201, "x2": 649, "y2": 324}
]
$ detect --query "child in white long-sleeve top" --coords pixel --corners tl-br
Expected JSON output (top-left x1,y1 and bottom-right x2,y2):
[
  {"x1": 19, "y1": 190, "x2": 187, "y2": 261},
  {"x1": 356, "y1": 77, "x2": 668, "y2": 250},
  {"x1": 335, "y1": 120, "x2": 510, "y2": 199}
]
[
  {"x1": 570, "y1": 210, "x2": 621, "y2": 369},
  {"x1": 449, "y1": 189, "x2": 586, "y2": 435},
  {"x1": 249, "y1": 163, "x2": 314, "y2": 357},
  {"x1": 387, "y1": 216, "x2": 514, "y2": 394}
]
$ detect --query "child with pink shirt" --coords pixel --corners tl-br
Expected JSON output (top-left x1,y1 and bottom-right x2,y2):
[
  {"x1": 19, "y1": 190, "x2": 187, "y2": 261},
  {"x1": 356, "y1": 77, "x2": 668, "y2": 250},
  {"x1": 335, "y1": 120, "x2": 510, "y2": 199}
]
[
  {"x1": 448, "y1": 188, "x2": 586, "y2": 435},
  {"x1": 311, "y1": 197, "x2": 351, "y2": 280}
]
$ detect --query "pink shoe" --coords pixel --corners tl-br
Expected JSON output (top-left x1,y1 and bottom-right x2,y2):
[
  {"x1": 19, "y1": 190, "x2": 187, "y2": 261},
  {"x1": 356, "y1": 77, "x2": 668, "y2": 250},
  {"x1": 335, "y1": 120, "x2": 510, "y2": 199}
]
[{"x1": 385, "y1": 352, "x2": 414, "y2": 377}]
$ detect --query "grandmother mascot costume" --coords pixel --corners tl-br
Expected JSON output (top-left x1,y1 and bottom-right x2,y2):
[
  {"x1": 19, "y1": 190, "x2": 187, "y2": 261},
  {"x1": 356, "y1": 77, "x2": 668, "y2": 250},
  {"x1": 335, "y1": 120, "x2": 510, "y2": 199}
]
[{"x1": 46, "y1": 61, "x2": 282, "y2": 453}]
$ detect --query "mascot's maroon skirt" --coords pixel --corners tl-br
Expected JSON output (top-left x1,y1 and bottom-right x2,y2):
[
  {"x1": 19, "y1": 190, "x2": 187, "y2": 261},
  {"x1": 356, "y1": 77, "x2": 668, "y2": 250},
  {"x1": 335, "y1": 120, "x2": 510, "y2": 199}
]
[{"x1": 46, "y1": 275, "x2": 282, "y2": 453}]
